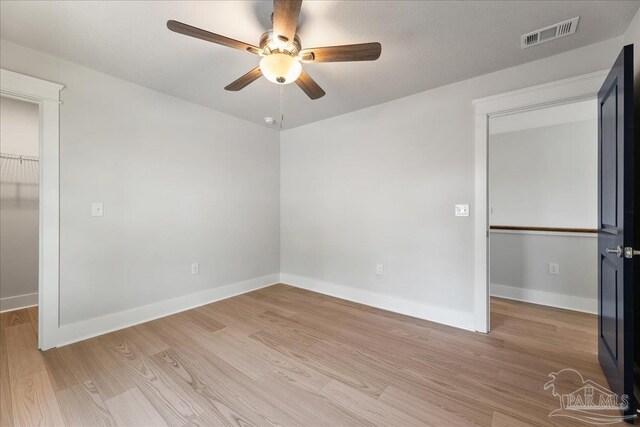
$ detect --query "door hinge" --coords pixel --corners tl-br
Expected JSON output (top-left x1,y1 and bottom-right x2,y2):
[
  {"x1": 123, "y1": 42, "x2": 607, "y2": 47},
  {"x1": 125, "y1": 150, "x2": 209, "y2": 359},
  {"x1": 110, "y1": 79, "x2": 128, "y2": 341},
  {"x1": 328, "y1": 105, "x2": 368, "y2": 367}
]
[{"x1": 624, "y1": 247, "x2": 640, "y2": 259}]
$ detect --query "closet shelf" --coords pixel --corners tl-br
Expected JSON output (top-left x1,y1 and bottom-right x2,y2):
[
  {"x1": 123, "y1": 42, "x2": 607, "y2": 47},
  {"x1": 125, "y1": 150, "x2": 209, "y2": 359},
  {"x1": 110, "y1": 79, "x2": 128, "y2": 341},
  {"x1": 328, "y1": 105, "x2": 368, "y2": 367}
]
[{"x1": 0, "y1": 152, "x2": 39, "y2": 162}]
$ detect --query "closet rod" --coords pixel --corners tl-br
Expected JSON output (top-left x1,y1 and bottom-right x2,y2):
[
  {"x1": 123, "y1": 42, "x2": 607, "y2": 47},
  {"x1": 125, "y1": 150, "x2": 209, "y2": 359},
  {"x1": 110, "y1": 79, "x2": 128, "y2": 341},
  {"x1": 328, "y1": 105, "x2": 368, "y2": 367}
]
[{"x1": 0, "y1": 152, "x2": 39, "y2": 162}]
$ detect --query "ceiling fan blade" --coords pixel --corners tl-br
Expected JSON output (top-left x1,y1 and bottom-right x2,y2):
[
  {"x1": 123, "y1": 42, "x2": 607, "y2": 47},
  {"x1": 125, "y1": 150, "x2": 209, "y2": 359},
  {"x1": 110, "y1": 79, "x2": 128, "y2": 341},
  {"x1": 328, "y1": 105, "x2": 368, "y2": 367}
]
[
  {"x1": 272, "y1": 0, "x2": 302, "y2": 44},
  {"x1": 167, "y1": 20, "x2": 261, "y2": 55},
  {"x1": 224, "y1": 67, "x2": 263, "y2": 91},
  {"x1": 295, "y1": 71, "x2": 325, "y2": 100},
  {"x1": 299, "y1": 42, "x2": 381, "y2": 63}
]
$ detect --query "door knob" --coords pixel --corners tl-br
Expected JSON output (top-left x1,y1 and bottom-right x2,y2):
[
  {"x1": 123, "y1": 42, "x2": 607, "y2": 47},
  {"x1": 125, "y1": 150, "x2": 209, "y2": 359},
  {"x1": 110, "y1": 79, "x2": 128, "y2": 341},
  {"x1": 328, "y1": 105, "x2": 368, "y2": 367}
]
[
  {"x1": 606, "y1": 246, "x2": 623, "y2": 257},
  {"x1": 624, "y1": 247, "x2": 640, "y2": 259}
]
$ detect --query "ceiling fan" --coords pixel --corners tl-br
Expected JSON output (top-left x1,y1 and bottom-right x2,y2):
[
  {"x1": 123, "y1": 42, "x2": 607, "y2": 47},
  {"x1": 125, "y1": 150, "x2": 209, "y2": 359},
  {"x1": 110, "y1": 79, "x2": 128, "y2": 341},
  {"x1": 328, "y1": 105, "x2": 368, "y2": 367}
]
[{"x1": 167, "y1": 0, "x2": 382, "y2": 100}]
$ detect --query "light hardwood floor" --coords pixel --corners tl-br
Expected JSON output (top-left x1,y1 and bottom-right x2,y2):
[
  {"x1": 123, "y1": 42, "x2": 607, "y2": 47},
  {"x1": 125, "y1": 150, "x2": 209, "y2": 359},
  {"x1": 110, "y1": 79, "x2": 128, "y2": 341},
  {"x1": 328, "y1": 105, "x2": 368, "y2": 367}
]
[{"x1": 0, "y1": 284, "x2": 612, "y2": 426}]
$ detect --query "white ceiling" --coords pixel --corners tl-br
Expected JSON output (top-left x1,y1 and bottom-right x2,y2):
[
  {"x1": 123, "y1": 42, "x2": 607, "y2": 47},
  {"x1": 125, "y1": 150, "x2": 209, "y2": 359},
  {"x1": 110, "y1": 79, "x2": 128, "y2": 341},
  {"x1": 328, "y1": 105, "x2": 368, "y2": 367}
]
[{"x1": 1, "y1": 1, "x2": 637, "y2": 129}]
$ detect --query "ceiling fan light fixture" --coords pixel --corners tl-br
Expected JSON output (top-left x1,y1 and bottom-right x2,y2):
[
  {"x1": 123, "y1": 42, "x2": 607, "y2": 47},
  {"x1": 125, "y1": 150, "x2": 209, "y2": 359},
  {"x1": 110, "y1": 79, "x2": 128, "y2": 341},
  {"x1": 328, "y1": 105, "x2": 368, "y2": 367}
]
[{"x1": 260, "y1": 53, "x2": 302, "y2": 84}]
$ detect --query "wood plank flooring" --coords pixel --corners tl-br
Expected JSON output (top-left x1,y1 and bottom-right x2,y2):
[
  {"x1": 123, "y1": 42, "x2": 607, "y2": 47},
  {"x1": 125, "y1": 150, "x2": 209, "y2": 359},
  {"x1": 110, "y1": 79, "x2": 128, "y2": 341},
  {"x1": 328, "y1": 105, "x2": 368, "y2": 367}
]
[{"x1": 0, "y1": 285, "x2": 614, "y2": 426}]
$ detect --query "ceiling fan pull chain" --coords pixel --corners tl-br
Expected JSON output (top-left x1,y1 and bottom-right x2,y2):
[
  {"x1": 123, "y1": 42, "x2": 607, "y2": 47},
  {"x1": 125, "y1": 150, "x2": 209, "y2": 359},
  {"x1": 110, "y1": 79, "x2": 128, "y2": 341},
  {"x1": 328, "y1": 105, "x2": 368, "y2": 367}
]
[{"x1": 280, "y1": 85, "x2": 284, "y2": 129}]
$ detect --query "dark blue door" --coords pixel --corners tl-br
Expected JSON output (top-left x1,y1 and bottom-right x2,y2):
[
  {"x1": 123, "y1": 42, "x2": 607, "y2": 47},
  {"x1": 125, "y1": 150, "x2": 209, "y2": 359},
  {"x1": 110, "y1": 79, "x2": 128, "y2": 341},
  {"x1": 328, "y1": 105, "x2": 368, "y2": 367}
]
[{"x1": 598, "y1": 44, "x2": 635, "y2": 419}]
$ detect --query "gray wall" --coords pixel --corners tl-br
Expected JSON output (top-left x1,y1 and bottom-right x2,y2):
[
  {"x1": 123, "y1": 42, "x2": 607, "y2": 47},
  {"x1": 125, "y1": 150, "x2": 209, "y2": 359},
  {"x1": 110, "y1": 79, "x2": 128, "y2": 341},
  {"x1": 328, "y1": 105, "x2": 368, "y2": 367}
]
[
  {"x1": 489, "y1": 120, "x2": 597, "y2": 229},
  {"x1": 1, "y1": 96, "x2": 40, "y2": 310},
  {"x1": 488, "y1": 120, "x2": 598, "y2": 312},
  {"x1": 1, "y1": 40, "x2": 281, "y2": 325},
  {"x1": 491, "y1": 233, "x2": 597, "y2": 298},
  {"x1": 280, "y1": 38, "x2": 622, "y2": 321},
  {"x1": 490, "y1": 232, "x2": 597, "y2": 312}
]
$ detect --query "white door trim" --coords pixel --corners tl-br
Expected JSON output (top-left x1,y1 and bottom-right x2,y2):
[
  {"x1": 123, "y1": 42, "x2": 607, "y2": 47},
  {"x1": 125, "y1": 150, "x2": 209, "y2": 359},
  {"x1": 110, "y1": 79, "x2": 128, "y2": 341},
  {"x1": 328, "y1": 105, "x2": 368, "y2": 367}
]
[
  {"x1": 1, "y1": 69, "x2": 64, "y2": 349},
  {"x1": 472, "y1": 70, "x2": 607, "y2": 333}
]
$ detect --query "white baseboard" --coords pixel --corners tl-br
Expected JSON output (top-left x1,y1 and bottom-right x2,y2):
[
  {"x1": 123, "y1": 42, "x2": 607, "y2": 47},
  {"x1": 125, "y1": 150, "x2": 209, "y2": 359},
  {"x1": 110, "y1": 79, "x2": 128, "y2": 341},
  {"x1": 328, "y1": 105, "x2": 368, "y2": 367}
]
[
  {"x1": 53, "y1": 274, "x2": 280, "y2": 348},
  {"x1": 281, "y1": 273, "x2": 476, "y2": 331},
  {"x1": 491, "y1": 283, "x2": 597, "y2": 314},
  {"x1": 0, "y1": 292, "x2": 38, "y2": 312}
]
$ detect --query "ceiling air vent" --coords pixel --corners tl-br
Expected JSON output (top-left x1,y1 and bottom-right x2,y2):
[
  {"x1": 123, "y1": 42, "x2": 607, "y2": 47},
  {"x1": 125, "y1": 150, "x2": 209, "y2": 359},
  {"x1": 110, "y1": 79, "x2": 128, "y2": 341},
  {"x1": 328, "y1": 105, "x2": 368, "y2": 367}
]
[{"x1": 521, "y1": 17, "x2": 579, "y2": 49}]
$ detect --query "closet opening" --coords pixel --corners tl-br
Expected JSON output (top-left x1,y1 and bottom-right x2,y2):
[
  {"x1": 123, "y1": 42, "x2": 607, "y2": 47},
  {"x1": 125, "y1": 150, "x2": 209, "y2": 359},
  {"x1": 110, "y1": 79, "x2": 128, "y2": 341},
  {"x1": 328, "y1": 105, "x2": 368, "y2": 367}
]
[{"x1": 1, "y1": 95, "x2": 40, "y2": 343}]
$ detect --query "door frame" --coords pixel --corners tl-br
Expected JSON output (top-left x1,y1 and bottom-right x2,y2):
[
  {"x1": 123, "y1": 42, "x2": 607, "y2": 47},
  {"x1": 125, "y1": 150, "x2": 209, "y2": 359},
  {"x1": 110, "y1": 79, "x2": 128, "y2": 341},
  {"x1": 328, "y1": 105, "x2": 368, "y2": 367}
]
[
  {"x1": 1, "y1": 69, "x2": 64, "y2": 349},
  {"x1": 472, "y1": 70, "x2": 608, "y2": 333}
]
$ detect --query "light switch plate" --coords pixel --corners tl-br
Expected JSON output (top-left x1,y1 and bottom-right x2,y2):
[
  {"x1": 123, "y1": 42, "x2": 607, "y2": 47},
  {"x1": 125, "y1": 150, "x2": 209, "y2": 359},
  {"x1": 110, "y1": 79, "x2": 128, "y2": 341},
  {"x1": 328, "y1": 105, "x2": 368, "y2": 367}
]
[
  {"x1": 455, "y1": 204, "x2": 469, "y2": 217},
  {"x1": 191, "y1": 263, "x2": 199, "y2": 275},
  {"x1": 91, "y1": 202, "x2": 104, "y2": 217}
]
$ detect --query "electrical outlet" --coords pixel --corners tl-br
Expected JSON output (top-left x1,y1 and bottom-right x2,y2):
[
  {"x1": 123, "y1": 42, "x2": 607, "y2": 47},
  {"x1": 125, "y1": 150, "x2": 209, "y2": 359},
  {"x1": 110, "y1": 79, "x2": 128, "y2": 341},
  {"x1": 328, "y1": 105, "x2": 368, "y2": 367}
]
[
  {"x1": 376, "y1": 264, "x2": 384, "y2": 276},
  {"x1": 191, "y1": 263, "x2": 199, "y2": 275},
  {"x1": 549, "y1": 263, "x2": 560, "y2": 275},
  {"x1": 91, "y1": 202, "x2": 104, "y2": 217}
]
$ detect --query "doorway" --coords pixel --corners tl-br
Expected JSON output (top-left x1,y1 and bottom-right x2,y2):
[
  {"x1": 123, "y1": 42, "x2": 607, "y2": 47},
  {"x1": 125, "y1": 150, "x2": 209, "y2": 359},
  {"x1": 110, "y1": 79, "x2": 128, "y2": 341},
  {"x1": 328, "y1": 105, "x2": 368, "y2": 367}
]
[
  {"x1": 486, "y1": 98, "x2": 600, "y2": 360},
  {"x1": 472, "y1": 70, "x2": 608, "y2": 333},
  {"x1": 1, "y1": 69, "x2": 63, "y2": 350},
  {"x1": 488, "y1": 99, "x2": 598, "y2": 316},
  {"x1": 1, "y1": 95, "x2": 40, "y2": 313},
  {"x1": 0, "y1": 95, "x2": 41, "y2": 352}
]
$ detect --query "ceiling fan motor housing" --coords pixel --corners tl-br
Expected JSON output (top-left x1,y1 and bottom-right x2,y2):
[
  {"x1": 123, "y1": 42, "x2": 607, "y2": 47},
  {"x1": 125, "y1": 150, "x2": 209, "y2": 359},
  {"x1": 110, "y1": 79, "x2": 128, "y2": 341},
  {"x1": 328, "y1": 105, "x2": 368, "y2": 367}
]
[{"x1": 260, "y1": 30, "x2": 302, "y2": 56}]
